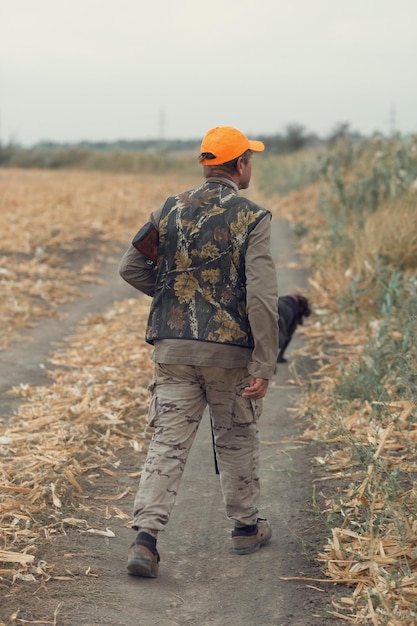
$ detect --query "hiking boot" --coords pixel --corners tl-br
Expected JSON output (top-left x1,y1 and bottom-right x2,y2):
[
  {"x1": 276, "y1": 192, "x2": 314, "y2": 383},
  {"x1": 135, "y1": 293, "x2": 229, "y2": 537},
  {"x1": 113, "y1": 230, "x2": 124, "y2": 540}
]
[
  {"x1": 231, "y1": 518, "x2": 272, "y2": 555},
  {"x1": 127, "y1": 534, "x2": 160, "y2": 578}
]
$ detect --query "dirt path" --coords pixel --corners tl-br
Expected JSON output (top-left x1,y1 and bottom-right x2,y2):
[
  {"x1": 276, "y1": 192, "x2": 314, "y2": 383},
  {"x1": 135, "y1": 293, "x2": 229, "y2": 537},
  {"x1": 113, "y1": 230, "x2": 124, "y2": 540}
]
[
  {"x1": 0, "y1": 223, "x2": 346, "y2": 626},
  {"x1": 0, "y1": 248, "x2": 135, "y2": 418}
]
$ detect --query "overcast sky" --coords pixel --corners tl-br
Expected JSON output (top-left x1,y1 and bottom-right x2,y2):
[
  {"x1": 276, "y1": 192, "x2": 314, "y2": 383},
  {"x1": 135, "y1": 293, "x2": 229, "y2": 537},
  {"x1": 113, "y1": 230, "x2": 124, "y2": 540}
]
[{"x1": 1, "y1": 0, "x2": 416, "y2": 146}]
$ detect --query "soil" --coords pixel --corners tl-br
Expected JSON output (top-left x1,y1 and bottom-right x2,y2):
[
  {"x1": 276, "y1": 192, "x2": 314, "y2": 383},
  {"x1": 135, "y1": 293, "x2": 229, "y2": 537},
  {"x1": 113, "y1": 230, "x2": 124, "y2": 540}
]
[{"x1": 0, "y1": 221, "x2": 348, "y2": 626}]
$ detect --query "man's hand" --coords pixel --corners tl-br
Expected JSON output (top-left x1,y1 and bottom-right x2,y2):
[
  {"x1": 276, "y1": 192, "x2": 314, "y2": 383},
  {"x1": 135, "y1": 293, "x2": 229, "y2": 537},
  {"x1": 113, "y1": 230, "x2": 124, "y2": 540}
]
[{"x1": 242, "y1": 377, "x2": 269, "y2": 399}]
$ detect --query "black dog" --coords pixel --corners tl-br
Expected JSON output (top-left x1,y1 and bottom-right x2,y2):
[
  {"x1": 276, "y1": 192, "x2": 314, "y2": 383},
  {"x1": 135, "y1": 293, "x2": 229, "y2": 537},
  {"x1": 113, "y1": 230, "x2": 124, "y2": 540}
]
[{"x1": 277, "y1": 294, "x2": 311, "y2": 363}]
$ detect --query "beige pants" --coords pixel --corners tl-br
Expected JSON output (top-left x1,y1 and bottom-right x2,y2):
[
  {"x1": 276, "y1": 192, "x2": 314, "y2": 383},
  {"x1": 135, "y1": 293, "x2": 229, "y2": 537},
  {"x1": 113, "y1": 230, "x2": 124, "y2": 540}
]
[{"x1": 132, "y1": 363, "x2": 262, "y2": 531}]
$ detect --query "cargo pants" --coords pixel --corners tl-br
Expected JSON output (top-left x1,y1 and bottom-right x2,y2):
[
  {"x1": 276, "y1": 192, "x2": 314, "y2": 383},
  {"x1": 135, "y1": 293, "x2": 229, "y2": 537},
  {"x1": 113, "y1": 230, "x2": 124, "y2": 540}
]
[{"x1": 132, "y1": 363, "x2": 262, "y2": 531}]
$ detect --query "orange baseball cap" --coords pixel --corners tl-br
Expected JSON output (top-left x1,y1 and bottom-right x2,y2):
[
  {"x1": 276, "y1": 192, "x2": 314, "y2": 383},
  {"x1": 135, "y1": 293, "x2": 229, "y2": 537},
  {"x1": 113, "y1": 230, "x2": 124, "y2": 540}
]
[{"x1": 199, "y1": 126, "x2": 265, "y2": 165}]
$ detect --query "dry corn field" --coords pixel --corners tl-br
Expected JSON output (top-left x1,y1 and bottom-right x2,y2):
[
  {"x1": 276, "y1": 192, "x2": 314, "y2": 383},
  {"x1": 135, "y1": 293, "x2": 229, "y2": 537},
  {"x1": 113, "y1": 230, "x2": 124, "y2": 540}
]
[{"x1": 2, "y1": 166, "x2": 417, "y2": 624}]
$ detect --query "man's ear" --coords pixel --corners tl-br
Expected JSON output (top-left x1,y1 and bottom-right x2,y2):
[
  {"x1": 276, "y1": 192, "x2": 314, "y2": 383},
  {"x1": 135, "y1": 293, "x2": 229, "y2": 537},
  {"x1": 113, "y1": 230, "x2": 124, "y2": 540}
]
[{"x1": 236, "y1": 156, "x2": 244, "y2": 175}]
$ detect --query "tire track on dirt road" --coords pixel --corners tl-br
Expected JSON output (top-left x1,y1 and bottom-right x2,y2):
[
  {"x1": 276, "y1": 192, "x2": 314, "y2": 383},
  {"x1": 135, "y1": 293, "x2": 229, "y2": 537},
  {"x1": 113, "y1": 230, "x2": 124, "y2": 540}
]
[{"x1": 0, "y1": 246, "x2": 133, "y2": 419}]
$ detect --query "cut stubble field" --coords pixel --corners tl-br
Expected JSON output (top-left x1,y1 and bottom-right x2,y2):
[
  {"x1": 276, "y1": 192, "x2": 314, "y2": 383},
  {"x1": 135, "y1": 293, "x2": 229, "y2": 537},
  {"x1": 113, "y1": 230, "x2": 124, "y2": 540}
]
[{"x1": 0, "y1": 168, "x2": 201, "y2": 350}]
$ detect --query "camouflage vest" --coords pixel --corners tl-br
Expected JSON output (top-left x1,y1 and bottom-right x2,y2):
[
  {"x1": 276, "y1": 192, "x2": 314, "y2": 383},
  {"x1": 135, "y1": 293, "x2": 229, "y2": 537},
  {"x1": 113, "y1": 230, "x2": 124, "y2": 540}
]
[{"x1": 146, "y1": 180, "x2": 270, "y2": 348}]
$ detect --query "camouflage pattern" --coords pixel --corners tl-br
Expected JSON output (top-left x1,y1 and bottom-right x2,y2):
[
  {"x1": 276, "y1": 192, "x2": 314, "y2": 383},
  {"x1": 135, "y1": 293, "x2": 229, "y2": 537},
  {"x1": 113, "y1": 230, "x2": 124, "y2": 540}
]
[
  {"x1": 132, "y1": 363, "x2": 261, "y2": 531},
  {"x1": 146, "y1": 180, "x2": 269, "y2": 348}
]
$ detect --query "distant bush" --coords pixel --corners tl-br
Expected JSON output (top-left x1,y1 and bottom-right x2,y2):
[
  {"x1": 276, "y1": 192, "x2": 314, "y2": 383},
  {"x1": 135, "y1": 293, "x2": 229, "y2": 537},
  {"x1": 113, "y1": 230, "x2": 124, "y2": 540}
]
[
  {"x1": 0, "y1": 145, "x2": 201, "y2": 176},
  {"x1": 319, "y1": 135, "x2": 417, "y2": 223},
  {"x1": 258, "y1": 149, "x2": 327, "y2": 195},
  {"x1": 258, "y1": 135, "x2": 364, "y2": 196}
]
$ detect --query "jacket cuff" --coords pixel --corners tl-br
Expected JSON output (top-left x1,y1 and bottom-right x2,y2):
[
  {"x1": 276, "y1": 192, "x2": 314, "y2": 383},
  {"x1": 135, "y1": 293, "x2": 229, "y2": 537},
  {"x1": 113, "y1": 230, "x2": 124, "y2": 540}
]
[{"x1": 248, "y1": 362, "x2": 276, "y2": 380}]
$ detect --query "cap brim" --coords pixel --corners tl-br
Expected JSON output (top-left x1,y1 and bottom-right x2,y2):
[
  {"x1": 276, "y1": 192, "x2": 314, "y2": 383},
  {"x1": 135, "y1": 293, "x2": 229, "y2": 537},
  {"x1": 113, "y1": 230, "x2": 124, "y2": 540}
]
[{"x1": 248, "y1": 140, "x2": 265, "y2": 153}]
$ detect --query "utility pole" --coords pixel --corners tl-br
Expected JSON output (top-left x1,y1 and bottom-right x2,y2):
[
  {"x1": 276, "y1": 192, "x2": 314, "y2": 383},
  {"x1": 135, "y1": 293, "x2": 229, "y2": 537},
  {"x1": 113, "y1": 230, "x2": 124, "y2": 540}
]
[
  {"x1": 388, "y1": 104, "x2": 396, "y2": 137},
  {"x1": 158, "y1": 109, "x2": 166, "y2": 142}
]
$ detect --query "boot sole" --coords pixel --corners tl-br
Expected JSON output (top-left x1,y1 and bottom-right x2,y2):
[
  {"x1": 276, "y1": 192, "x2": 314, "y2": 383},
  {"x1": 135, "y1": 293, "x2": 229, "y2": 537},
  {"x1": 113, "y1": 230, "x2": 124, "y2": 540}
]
[
  {"x1": 127, "y1": 557, "x2": 158, "y2": 578},
  {"x1": 232, "y1": 531, "x2": 272, "y2": 555}
]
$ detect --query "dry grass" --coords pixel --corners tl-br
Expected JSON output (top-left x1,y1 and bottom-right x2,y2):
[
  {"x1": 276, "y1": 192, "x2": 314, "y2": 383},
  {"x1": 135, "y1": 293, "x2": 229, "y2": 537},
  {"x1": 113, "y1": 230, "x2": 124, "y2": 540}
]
[
  {"x1": 309, "y1": 193, "x2": 417, "y2": 317},
  {"x1": 295, "y1": 351, "x2": 417, "y2": 624},
  {"x1": 357, "y1": 196, "x2": 417, "y2": 270},
  {"x1": 278, "y1": 176, "x2": 417, "y2": 622}
]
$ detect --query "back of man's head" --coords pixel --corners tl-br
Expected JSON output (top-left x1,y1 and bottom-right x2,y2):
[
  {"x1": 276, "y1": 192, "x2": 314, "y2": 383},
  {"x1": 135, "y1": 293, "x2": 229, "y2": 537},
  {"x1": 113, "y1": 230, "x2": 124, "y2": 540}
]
[{"x1": 199, "y1": 126, "x2": 264, "y2": 166}]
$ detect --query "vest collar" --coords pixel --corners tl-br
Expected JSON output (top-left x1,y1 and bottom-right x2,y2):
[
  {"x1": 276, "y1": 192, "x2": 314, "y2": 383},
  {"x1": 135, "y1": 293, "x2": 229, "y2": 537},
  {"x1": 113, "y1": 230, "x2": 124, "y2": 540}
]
[{"x1": 205, "y1": 177, "x2": 239, "y2": 194}]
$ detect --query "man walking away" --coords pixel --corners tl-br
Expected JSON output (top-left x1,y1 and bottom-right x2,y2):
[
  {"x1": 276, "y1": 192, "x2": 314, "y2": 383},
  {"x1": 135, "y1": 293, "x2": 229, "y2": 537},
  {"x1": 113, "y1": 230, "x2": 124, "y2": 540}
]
[{"x1": 119, "y1": 126, "x2": 279, "y2": 578}]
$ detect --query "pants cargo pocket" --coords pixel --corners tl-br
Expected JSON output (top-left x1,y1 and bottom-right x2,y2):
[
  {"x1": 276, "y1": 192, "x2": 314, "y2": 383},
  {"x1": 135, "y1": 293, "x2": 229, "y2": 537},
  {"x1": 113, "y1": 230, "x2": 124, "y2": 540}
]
[{"x1": 232, "y1": 394, "x2": 262, "y2": 425}]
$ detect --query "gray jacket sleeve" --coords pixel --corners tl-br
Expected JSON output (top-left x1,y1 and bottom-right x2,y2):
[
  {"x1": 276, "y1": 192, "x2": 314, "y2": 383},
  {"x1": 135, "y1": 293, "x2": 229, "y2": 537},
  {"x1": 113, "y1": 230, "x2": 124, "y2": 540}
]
[
  {"x1": 118, "y1": 208, "x2": 162, "y2": 297},
  {"x1": 118, "y1": 245, "x2": 157, "y2": 297},
  {"x1": 246, "y1": 214, "x2": 279, "y2": 380}
]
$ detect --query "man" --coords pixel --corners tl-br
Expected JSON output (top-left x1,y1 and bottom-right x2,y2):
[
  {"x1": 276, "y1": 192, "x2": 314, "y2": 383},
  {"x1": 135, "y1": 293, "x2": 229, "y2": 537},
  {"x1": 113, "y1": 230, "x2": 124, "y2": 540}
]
[{"x1": 119, "y1": 126, "x2": 279, "y2": 578}]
